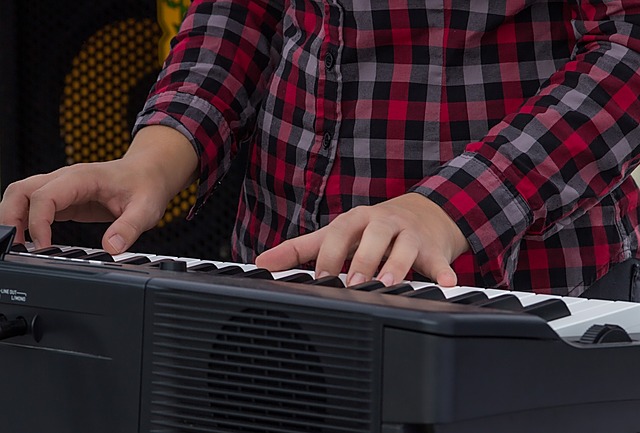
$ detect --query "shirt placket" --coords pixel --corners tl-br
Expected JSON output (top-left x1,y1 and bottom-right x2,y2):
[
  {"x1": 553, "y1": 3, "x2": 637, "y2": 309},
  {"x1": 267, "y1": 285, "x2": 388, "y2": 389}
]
[{"x1": 300, "y1": 0, "x2": 344, "y2": 233}]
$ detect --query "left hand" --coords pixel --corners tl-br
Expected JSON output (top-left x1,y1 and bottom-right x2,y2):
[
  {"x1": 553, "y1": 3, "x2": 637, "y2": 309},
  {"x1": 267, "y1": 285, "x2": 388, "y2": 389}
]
[{"x1": 255, "y1": 192, "x2": 470, "y2": 287}]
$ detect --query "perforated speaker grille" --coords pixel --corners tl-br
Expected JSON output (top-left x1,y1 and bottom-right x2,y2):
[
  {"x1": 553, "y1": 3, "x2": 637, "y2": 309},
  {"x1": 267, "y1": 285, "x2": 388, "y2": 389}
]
[{"x1": 147, "y1": 287, "x2": 376, "y2": 433}]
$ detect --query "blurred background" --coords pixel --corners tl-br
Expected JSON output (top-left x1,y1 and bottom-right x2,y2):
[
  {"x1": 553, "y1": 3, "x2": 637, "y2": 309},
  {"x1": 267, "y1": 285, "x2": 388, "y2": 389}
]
[{"x1": 0, "y1": 0, "x2": 245, "y2": 261}]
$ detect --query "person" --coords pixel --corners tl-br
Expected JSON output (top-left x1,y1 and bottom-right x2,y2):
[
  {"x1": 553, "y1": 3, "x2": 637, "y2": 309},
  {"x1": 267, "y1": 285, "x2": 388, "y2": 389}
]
[{"x1": 1, "y1": 0, "x2": 640, "y2": 297}]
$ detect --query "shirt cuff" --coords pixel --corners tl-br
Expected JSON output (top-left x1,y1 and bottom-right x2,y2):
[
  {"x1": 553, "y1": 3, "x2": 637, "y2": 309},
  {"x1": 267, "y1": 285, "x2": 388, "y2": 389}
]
[
  {"x1": 133, "y1": 90, "x2": 234, "y2": 217},
  {"x1": 410, "y1": 151, "x2": 532, "y2": 286}
]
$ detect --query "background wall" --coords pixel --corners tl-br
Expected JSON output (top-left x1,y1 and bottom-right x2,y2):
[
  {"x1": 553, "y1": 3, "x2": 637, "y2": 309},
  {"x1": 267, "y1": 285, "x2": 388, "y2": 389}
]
[{"x1": 0, "y1": 0, "x2": 244, "y2": 261}]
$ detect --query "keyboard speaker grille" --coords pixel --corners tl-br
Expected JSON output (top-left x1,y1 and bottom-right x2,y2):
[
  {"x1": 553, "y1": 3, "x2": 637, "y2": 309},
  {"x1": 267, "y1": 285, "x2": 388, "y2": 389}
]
[{"x1": 146, "y1": 287, "x2": 376, "y2": 433}]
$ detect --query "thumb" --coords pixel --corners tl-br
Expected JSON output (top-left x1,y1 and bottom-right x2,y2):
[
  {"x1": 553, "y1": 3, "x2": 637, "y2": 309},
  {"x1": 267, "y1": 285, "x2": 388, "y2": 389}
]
[
  {"x1": 434, "y1": 265, "x2": 458, "y2": 287},
  {"x1": 255, "y1": 231, "x2": 324, "y2": 271},
  {"x1": 101, "y1": 204, "x2": 161, "y2": 254},
  {"x1": 421, "y1": 254, "x2": 458, "y2": 287}
]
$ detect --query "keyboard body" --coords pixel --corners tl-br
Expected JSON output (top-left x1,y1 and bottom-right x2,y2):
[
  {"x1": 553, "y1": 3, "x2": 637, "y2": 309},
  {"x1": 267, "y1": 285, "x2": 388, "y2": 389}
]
[{"x1": 0, "y1": 248, "x2": 639, "y2": 433}]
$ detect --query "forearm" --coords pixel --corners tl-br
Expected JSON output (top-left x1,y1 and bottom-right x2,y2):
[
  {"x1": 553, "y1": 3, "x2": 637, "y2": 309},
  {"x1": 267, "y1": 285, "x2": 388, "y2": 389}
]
[
  {"x1": 134, "y1": 0, "x2": 284, "y2": 212},
  {"x1": 125, "y1": 125, "x2": 198, "y2": 200}
]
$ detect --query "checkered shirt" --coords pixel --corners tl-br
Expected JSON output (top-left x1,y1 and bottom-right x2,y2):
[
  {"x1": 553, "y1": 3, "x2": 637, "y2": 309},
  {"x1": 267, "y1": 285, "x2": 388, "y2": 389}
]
[{"x1": 134, "y1": 0, "x2": 640, "y2": 295}]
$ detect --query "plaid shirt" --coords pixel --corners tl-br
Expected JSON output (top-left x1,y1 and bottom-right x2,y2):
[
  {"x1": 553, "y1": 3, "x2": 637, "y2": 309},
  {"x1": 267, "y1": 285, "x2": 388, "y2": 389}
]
[{"x1": 135, "y1": 0, "x2": 640, "y2": 295}]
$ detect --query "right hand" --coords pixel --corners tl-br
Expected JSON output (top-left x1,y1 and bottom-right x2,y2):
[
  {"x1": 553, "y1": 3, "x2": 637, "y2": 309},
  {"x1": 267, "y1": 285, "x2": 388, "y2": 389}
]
[{"x1": 0, "y1": 125, "x2": 198, "y2": 254}]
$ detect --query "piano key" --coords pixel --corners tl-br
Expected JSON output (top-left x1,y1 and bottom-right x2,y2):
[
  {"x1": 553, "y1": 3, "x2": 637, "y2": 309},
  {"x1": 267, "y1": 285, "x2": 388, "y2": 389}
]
[
  {"x1": 448, "y1": 291, "x2": 490, "y2": 304},
  {"x1": 231, "y1": 268, "x2": 274, "y2": 280},
  {"x1": 188, "y1": 262, "x2": 219, "y2": 272},
  {"x1": 10, "y1": 244, "x2": 28, "y2": 253},
  {"x1": 142, "y1": 258, "x2": 179, "y2": 268},
  {"x1": 111, "y1": 252, "x2": 140, "y2": 262},
  {"x1": 403, "y1": 286, "x2": 446, "y2": 300},
  {"x1": 442, "y1": 286, "x2": 491, "y2": 299},
  {"x1": 213, "y1": 261, "x2": 257, "y2": 273},
  {"x1": 116, "y1": 255, "x2": 151, "y2": 265},
  {"x1": 208, "y1": 265, "x2": 244, "y2": 276},
  {"x1": 475, "y1": 294, "x2": 523, "y2": 312},
  {"x1": 307, "y1": 275, "x2": 345, "y2": 288},
  {"x1": 374, "y1": 283, "x2": 414, "y2": 295},
  {"x1": 349, "y1": 281, "x2": 386, "y2": 291},
  {"x1": 123, "y1": 253, "x2": 176, "y2": 265},
  {"x1": 30, "y1": 246, "x2": 63, "y2": 255},
  {"x1": 549, "y1": 301, "x2": 640, "y2": 338},
  {"x1": 50, "y1": 248, "x2": 90, "y2": 258},
  {"x1": 524, "y1": 298, "x2": 572, "y2": 321},
  {"x1": 561, "y1": 298, "x2": 612, "y2": 315},
  {"x1": 81, "y1": 251, "x2": 115, "y2": 262},
  {"x1": 276, "y1": 273, "x2": 314, "y2": 283}
]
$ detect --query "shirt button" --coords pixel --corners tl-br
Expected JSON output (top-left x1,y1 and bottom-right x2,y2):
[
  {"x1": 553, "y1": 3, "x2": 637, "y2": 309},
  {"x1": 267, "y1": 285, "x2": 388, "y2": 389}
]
[
  {"x1": 325, "y1": 52, "x2": 335, "y2": 71},
  {"x1": 322, "y1": 132, "x2": 332, "y2": 149}
]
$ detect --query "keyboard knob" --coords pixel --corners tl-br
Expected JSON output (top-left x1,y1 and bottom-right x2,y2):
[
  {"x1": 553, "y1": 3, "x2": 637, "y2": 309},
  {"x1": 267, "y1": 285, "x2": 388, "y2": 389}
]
[{"x1": 579, "y1": 324, "x2": 632, "y2": 344}]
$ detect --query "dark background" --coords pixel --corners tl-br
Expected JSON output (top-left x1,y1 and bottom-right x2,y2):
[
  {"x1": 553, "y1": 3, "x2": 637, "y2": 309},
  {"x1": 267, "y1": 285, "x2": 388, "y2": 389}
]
[{"x1": 0, "y1": 0, "x2": 244, "y2": 261}]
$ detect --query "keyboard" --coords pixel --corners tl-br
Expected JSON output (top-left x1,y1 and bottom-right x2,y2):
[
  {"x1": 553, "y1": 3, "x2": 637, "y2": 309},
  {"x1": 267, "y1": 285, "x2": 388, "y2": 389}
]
[
  {"x1": 10, "y1": 242, "x2": 640, "y2": 341},
  {"x1": 1, "y1": 236, "x2": 639, "y2": 433}
]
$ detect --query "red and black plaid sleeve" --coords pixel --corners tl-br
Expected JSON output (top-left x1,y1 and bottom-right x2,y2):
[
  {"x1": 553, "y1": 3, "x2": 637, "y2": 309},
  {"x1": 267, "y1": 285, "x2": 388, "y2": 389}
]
[
  {"x1": 134, "y1": 0, "x2": 284, "y2": 210},
  {"x1": 413, "y1": 0, "x2": 640, "y2": 292}
]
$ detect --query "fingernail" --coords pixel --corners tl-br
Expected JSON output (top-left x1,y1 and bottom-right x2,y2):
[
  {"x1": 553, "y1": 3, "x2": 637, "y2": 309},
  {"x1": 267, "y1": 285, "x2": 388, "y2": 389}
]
[
  {"x1": 317, "y1": 270, "x2": 330, "y2": 279},
  {"x1": 107, "y1": 234, "x2": 126, "y2": 253},
  {"x1": 33, "y1": 239, "x2": 42, "y2": 250},
  {"x1": 348, "y1": 272, "x2": 366, "y2": 286},
  {"x1": 377, "y1": 272, "x2": 395, "y2": 287}
]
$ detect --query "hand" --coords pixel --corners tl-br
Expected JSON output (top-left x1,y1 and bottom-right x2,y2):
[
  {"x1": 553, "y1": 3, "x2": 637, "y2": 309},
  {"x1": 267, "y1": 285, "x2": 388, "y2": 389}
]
[
  {"x1": 255, "y1": 192, "x2": 470, "y2": 287},
  {"x1": 0, "y1": 125, "x2": 198, "y2": 254}
]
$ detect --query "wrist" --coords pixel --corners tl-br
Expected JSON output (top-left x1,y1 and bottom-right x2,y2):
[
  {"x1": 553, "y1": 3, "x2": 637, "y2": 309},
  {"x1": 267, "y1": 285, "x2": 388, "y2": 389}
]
[
  {"x1": 125, "y1": 125, "x2": 198, "y2": 197},
  {"x1": 406, "y1": 192, "x2": 470, "y2": 259}
]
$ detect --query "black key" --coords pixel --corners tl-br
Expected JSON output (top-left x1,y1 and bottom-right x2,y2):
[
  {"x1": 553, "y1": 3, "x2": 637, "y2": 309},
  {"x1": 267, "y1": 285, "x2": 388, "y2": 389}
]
[
  {"x1": 143, "y1": 258, "x2": 177, "y2": 268},
  {"x1": 375, "y1": 283, "x2": 414, "y2": 295},
  {"x1": 209, "y1": 265, "x2": 244, "y2": 275},
  {"x1": 188, "y1": 262, "x2": 219, "y2": 272},
  {"x1": 524, "y1": 298, "x2": 571, "y2": 321},
  {"x1": 349, "y1": 281, "x2": 385, "y2": 291},
  {"x1": 81, "y1": 251, "x2": 114, "y2": 262},
  {"x1": 307, "y1": 275, "x2": 345, "y2": 288},
  {"x1": 277, "y1": 273, "x2": 314, "y2": 283},
  {"x1": 233, "y1": 268, "x2": 274, "y2": 280},
  {"x1": 116, "y1": 255, "x2": 151, "y2": 265},
  {"x1": 475, "y1": 294, "x2": 523, "y2": 312},
  {"x1": 51, "y1": 248, "x2": 88, "y2": 258},
  {"x1": 10, "y1": 244, "x2": 28, "y2": 253},
  {"x1": 31, "y1": 246, "x2": 63, "y2": 255},
  {"x1": 403, "y1": 286, "x2": 446, "y2": 300},
  {"x1": 448, "y1": 291, "x2": 489, "y2": 304}
]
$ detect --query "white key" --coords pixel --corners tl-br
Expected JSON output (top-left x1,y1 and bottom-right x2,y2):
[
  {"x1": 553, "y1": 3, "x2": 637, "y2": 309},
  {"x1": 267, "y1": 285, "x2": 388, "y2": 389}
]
[
  {"x1": 111, "y1": 252, "x2": 140, "y2": 261},
  {"x1": 271, "y1": 269, "x2": 315, "y2": 280},
  {"x1": 550, "y1": 301, "x2": 640, "y2": 338}
]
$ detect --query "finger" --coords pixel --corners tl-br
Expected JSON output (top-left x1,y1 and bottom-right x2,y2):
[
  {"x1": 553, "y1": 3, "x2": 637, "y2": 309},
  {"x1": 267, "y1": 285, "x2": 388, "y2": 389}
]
[
  {"x1": 315, "y1": 210, "x2": 369, "y2": 277},
  {"x1": 27, "y1": 170, "x2": 99, "y2": 248},
  {"x1": 346, "y1": 220, "x2": 396, "y2": 286},
  {"x1": 374, "y1": 230, "x2": 420, "y2": 286},
  {"x1": 54, "y1": 202, "x2": 117, "y2": 223},
  {"x1": 0, "y1": 180, "x2": 40, "y2": 245},
  {"x1": 433, "y1": 265, "x2": 458, "y2": 287},
  {"x1": 415, "y1": 248, "x2": 459, "y2": 288},
  {"x1": 255, "y1": 230, "x2": 324, "y2": 271},
  {"x1": 102, "y1": 198, "x2": 164, "y2": 254}
]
